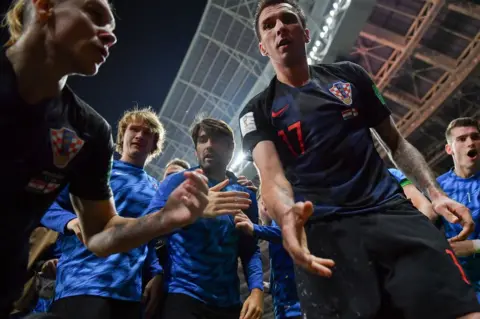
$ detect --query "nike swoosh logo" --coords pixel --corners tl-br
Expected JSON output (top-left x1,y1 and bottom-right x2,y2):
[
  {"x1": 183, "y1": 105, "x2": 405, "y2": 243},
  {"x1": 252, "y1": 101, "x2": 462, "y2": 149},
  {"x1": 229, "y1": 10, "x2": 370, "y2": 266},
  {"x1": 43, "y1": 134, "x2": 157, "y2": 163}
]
[{"x1": 272, "y1": 104, "x2": 289, "y2": 118}]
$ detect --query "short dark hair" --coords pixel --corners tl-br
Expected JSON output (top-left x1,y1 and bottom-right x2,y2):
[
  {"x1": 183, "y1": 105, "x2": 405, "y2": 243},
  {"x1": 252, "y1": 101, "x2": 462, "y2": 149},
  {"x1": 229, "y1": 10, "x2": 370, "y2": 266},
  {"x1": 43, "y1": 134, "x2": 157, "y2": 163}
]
[
  {"x1": 191, "y1": 118, "x2": 234, "y2": 148},
  {"x1": 254, "y1": 0, "x2": 307, "y2": 40},
  {"x1": 166, "y1": 158, "x2": 190, "y2": 170},
  {"x1": 445, "y1": 117, "x2": 479, "y2": 142}
]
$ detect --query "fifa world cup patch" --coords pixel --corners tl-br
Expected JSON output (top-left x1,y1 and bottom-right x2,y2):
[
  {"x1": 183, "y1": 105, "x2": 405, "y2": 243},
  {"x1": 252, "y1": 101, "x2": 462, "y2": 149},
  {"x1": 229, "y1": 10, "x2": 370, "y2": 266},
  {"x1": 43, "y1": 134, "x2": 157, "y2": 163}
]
[
  {"x1": 329, "y1": 81, "x2": 353, "y2": 105},
  {"x1": 50, "y1": 127, "x2": 85, "y2": 169},
  {"x1": 240, "y1": 112, "x2": 256, "y2": 137}
]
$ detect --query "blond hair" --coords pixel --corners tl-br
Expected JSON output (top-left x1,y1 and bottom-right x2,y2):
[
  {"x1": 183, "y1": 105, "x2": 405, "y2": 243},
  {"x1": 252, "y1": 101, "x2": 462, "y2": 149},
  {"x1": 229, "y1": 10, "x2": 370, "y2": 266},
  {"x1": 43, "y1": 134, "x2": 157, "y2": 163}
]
[
  {"x1": 2, "y1": 0, "x2": 31, "y2": 46},
  {"x1": 116, "y1": 107, "x2": 165, "y2": 161}
]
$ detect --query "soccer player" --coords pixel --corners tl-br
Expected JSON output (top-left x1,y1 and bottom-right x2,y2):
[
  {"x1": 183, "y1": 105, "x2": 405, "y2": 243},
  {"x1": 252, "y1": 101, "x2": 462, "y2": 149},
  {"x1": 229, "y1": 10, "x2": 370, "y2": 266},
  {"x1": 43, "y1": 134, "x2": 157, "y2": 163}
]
[
  {"x1": 163, "y1": 158, "x2": 190, "y2": 180},
  {"x1": 437, "y1": 117, "x2": 480, "y2": 301},
  {"x1": 0, "y1": 0, "x2": 208, "y2": 315},
  {"x1": 147, "y1": 118, "x2": 264, "y2": 319},
  {"x1": 388, "y1": 168, "x2": 436, "y2": 220},
  {"x1": 238, "y1": 0, "x2": 480, "y2": 317},
  {"x1": 236, "y1": 195, "x2": 301, "y2": 319},
  {"x1": 40, "y1": 107, "x2": 167, "y2": 319}
]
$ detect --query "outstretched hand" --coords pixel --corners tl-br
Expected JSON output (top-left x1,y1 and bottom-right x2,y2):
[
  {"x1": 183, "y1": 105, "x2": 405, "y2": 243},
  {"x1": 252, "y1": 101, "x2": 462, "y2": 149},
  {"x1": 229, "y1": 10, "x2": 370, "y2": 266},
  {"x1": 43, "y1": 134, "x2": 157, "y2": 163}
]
[
  {"x1": 281, "y1": 201, "x2": 335, "y2": 277},
  {"x1": 203, "y1": 179, "x2": 251, "y2": 218},
  {"x1": 431, "y1": 195, "x2": 474, "y2": 242},
  {"x1": 162, "y1": 170, "x2": 210, "y2": 229}
]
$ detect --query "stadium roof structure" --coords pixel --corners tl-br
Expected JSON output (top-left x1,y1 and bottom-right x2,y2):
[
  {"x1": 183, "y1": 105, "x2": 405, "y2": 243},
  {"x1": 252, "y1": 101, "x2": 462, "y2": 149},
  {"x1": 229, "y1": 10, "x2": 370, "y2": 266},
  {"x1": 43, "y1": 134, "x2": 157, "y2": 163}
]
[{"x1": 146, "y1": 0, "x2": 375, "y2": 179}]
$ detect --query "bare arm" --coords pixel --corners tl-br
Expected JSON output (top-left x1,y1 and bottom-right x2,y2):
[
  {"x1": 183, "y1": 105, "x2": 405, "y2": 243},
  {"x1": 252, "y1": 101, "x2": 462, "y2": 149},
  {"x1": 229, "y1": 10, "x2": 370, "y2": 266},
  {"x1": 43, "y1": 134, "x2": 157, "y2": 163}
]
[
  {"x1": 373, "y1": 117, "x2": 444, "y2": 199},
  {"x1": 252, "y1": 140, "x2": 294, "y2": 227},
  {"x1": 70, "y1": 196, "x2": 171, "y2": 257},
  {"x1": 402, "y1": 184, "x2": 437, "y2": 220}
]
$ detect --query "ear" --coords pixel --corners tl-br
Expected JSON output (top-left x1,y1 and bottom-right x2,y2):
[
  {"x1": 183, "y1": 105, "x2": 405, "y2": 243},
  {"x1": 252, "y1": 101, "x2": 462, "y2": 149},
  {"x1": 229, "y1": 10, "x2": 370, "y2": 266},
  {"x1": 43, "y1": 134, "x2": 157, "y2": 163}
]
[
  {"x1": 259, "y1": 42, "x2": 268, "y2": 57},
  {"x1": 304, "y1": 28, "x2": 311, "y2": 44},
  {"x1": 445, "y1": 143, "x2": 453, "y2": 155},
  {"x1": 32, "y1": 0, "x2": 53, "y2": 22}
]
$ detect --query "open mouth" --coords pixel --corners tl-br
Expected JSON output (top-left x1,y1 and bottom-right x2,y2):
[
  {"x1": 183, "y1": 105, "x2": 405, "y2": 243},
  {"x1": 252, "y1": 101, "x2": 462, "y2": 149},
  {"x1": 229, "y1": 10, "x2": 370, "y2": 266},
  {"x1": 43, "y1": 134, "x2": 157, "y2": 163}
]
[
  {"x1": 277, "y1": 39, "x2": 292, "y2": 48},
  {"x1": 467, "y1": 149, "x2": 478, "y2": 158}
]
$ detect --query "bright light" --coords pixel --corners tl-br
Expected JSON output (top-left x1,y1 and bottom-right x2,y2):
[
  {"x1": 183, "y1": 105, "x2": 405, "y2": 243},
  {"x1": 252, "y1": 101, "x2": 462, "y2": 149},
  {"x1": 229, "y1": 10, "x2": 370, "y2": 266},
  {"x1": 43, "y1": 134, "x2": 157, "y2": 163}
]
[
  {"x1": 333, "y1": 2, "x2": 339, "y2": 9},
  {"x1": 315, "y1": 40, "x2": 321, "y2": 46},
  {"x1": 229, "y1": 152, "x2": 245, "y2": 170},
  {"x1": 329, "y1": 10, "x2": 335, "y2": 16},
  {"x1": 323, "y1": 25, "x2": 329, "y2": 32},
  {"x1": 326, "y1": 17, "x2": 333, "y2": 25},
  {"x1": 312, "y1": 46, "x2": 318, "y2": 52},
  {"x1": 320, "y1": 32, "x2": 325, "y2": 38},
  {"x1": 309, "y1": 51, "x2": 316, "y2": 58},
  {"x1": 307, "y1": 57, "x2": 312, "y2": 65}
]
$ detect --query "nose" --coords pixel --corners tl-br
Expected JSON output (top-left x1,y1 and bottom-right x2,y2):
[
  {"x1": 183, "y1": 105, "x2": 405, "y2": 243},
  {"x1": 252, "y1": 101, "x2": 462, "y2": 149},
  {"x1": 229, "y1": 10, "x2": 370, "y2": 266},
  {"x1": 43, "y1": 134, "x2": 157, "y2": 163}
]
[
  {"x1": 98, "y1": 30, "x2": 117, "y2": 48},
  {"x1": 275, "y1": 19, "x2": 286, "y2": 35}
]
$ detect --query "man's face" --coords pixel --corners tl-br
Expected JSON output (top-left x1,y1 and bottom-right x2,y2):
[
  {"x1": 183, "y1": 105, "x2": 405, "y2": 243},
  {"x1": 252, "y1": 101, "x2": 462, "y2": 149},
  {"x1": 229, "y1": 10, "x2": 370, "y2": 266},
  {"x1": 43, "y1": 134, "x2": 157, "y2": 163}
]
[
  {"x1": 122, "y1": 120, "x2": 155, "y2": 162},
  {"x1": 43, "y1": 0, "x2": 117, "y2": 76},
  {"x1": 163, "y1": 164, "x2": 185, "y2": 180},
  {"x1": 257, "y1": 3, "x2": 310, "y2": 66},
  {"x1": 195, "y1": 129, "x2": 233, "y2": 171},
  {"x1": 446, "y1": 126, "x2": 480, "y2": 169}
]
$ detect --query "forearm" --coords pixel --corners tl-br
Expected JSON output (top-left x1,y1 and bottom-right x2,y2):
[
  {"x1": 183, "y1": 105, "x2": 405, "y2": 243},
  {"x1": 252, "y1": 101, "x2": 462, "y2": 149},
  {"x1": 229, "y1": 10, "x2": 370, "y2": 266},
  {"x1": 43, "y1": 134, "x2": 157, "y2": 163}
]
[
  {"x1": 261, "y1": 176, "x2": 294, "y2": 227},
  {"x1": 389, "y1": 139, "x2": 444, "y2": 199},
  {"x1": 85, "y1": 211, "x2": 173, "y2": 257},
  {"x1": 40, "y1": 208, "x2": 77, "y2": 234},
  {"x1": 253, "y1": 224, "x2": 282, "y2": 243}
]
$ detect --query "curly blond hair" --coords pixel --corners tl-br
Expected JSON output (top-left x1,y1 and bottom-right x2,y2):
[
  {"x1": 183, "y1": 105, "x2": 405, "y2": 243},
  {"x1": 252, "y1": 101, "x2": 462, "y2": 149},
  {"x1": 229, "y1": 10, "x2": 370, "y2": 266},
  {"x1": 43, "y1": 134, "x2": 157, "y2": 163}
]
[
  {"x1": 116, "y1": 107, "x2": 165, "y2": 162},
  {"x1": 2, "y1": 0, "x2": 31, "y2": 46}
]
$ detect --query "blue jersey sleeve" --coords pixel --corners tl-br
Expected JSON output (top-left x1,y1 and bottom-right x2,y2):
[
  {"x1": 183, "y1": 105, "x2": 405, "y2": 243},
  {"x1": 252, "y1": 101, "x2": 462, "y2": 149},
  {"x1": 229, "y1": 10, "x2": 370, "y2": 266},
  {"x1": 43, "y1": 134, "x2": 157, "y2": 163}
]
[
  {"x1": 40, "y1": 186, "x2": 77, "y2": 234},
  {"x1": 388, "y1": 168, "x2": 412, "y2": 187},
  {"x1": 145, "y1": 172, "x2": 186, "y2": 215},
  {"x1": 143, "y1": 240, "x2": 163, "y2": 281},
  {"x1": 238, "y1": 191, "x2": 264, "y2": 292},
  {"x1": 253, "y1": 224, "x2": 282, "y2": 244}
]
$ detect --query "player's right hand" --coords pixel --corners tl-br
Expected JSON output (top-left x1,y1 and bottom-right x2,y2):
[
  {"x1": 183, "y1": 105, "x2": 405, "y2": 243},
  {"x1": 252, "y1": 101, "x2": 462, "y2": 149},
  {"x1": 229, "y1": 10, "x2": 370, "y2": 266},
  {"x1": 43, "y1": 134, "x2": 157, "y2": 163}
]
[
  {"x1": 162, "y1": 170, "x2": 210, "y2": 229},
  {"x1": 281, "y1": 201, "x2": 335, "y2": 277},
  {"x1": 203, "y1": 179, "x2": 251, "y2": 218}
]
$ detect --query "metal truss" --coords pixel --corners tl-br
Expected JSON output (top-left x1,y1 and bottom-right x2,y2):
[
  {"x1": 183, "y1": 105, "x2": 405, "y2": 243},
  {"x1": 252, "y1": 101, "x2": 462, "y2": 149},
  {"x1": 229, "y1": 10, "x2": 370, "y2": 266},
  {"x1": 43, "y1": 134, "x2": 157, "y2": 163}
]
[{"x1": 357, "y1": 1, "x2": 480, "y2": 161}]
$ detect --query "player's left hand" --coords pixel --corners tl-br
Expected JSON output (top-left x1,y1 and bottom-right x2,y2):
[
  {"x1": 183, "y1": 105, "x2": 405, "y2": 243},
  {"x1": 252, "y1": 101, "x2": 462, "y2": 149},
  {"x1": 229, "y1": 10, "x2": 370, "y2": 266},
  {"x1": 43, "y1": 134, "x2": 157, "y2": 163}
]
[
  {"x1": 431, "y1": 195, "x2": 474, "y2": 242},
  {"x1": 40, "y1": 259, "x2": 58, "y2": 279},
  {"x1": 240, "y1": 288, "x2": 263, "y2": 319},
  {"x1": 450, "y1": 240, "x2": 476, "y2": 257},
  {"x1": 237, "y1": 175, "x2": 258, "y2": 193},
  {"x1": 234, "y1": 212, "x2": 254, "y2": 236},
  {"x1": 281, "y1": 201, "x2": 335, "y2": 277},
  {"x1": 142, "y1": 274, "x2": 163, "y2": 319}
]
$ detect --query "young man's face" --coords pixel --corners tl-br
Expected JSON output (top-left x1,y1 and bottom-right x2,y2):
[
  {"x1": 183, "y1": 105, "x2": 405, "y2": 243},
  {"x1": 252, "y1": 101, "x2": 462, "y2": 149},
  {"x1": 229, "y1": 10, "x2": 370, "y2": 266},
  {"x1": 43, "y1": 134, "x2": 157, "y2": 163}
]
[
  {"x1": 446, "y1": 126, "x2": 480, "y2": 169},
  {"x1": 122, "y1": 120, "x2": 156, "y2": 162},
  {"x1": 195, "y1": 129, "x2": 233, "y2": 172},
  {"x1": 257, "y1": 3, "x2": 310, "y2": 66}
]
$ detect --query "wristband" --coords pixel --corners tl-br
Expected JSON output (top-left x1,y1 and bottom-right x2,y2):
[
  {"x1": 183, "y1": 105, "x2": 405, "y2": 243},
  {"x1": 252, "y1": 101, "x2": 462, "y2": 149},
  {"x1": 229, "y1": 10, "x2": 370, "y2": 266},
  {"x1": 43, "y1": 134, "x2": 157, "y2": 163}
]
[{"x1": 473, "y1": 239, "x2": 480, "y2": 253}]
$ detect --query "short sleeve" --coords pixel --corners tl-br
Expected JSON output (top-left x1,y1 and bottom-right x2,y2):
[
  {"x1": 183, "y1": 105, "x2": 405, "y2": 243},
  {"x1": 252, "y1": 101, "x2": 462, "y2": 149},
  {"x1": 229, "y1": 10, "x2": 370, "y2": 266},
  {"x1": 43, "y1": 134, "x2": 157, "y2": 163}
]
[
  {"x1": 388, "y1": 168, "x2": 412, "y2": 187},
  {"x1": 347, "y1": 62, "x2": 391, "y2": 128},
  {"x1": 69, "y1": 122, "x2": 114, "y2": 200},
  {"x1": 239, "y1": 98, "x2": 275, "y2": 161}
]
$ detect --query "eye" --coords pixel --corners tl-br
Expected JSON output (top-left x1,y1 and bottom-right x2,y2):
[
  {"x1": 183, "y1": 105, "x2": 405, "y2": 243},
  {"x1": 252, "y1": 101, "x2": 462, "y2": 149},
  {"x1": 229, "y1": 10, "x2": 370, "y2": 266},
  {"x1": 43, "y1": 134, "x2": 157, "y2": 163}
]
[{"x1": 263, "y1": 22, "x2": 274, "y2": 30}]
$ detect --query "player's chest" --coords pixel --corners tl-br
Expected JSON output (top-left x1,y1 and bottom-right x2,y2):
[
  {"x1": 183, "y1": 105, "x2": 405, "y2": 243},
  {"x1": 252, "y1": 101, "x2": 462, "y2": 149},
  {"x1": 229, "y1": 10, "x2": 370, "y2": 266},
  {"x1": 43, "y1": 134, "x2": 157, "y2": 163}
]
[{"x1": 112, "y1": 174, "x2": 158, "y2": 218}]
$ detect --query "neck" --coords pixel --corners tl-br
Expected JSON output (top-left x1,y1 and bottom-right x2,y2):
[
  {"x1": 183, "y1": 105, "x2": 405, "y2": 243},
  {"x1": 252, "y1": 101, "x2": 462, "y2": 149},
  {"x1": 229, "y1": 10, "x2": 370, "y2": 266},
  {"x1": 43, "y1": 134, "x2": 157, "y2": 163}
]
[
  {"x1": 454, "y1": 161, "x2": 480, "y2": 178},
  {"x1": 120, "y1": 154, "x2": 146, "y2": 168},
  {"x1": 203, "y1": 166, "x2": 227, "y2": 182},
  {"x1": 6, "y1": 29, "x2": 68, "y2": 104},
  {"x1": 273, "y1": 58, "x2": 310, "y2": 87}
]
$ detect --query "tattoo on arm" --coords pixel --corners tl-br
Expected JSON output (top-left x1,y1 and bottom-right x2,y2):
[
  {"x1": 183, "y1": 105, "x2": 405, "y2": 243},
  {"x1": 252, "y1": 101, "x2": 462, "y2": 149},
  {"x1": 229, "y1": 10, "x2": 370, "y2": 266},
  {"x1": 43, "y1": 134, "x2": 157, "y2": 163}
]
[{"x1": 389, "y1": 138, "x2": 443, "y2": 197}]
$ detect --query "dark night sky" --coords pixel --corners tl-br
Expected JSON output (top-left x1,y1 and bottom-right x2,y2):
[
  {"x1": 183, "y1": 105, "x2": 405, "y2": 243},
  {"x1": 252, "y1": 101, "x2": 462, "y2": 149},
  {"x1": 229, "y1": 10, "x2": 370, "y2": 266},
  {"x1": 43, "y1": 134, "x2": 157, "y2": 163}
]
[{"x1": 1, "y1": 0, "x2": 207, "y2": 135}]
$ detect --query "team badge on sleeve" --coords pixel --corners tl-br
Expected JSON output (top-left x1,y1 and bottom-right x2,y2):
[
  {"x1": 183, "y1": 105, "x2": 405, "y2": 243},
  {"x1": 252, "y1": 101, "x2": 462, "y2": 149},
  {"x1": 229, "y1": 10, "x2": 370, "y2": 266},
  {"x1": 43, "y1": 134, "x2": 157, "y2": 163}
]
[
  {"x1": 50, "y1": 127, "x2": 85, "y2": 169},
  {"x1": 240, "y1": 112, "x2": 256, "y2": 137},
  {"x1": 329, "y1": 82, "x2": 353, "y2": 105}
]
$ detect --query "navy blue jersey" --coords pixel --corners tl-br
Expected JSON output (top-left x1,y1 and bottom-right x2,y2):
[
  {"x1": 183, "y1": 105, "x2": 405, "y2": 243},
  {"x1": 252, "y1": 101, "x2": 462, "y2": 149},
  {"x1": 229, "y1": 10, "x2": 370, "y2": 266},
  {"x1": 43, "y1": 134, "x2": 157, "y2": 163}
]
[
  {"x1": 388, "y1": 168, "x2": 412, "y2": 187},
  {"x1": 0, "y1": 49, "x2": 113, "y2": 308},
  {"x1": 239, "y1": 62, "x2": 403, "y2": 216},
  {"x1": 146, "y1": 169, "x2": 263, "y2": 307},
  {"x1": 438, "y1": 170, "x2": 480, "y2": 283},
  {"x1": 40, "y1": 161, "x2": 161, "y2": 302},
  {"x1": 253, "y1": 222, "x2": 301, "y2": 319}
]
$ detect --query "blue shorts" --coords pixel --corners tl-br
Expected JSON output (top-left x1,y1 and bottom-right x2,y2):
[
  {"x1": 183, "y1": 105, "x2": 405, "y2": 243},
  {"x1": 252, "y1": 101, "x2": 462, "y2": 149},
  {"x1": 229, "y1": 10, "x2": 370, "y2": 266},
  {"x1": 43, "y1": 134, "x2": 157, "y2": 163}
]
[{"x1": 274, "y1": 301, "x2": 301, "y2": 319}]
